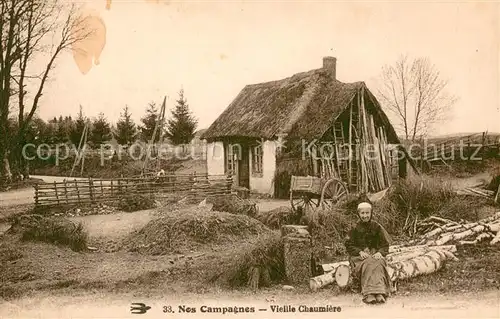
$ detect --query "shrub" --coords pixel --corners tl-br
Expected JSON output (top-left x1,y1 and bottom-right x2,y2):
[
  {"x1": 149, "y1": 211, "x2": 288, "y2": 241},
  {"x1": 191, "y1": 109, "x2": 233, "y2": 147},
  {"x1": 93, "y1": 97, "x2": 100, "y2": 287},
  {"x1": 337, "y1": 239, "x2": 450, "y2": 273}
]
[
  {"x1": 374, "y1": 175, "x2": 494, "y2": 238},
  {"x1": 116, "y1": 194, "x2": 156, "y2": 212}
]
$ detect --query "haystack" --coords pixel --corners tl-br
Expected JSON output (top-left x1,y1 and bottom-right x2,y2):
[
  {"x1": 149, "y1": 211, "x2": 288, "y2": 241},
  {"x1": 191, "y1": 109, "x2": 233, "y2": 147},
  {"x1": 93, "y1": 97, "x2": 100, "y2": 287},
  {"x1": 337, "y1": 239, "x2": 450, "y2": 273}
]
[
  {"x1": 210, "y1": 231, "x2": 285, "y2": 288},
  {"x1": 7, "y1": 214, "x2": 88, "y2": 251},
  {"x1": 206, "y1": 194, "x2": 257, "y2": 217},
  {"x1": 122, "y1": 207, "x2": 269, "y2": 255}
]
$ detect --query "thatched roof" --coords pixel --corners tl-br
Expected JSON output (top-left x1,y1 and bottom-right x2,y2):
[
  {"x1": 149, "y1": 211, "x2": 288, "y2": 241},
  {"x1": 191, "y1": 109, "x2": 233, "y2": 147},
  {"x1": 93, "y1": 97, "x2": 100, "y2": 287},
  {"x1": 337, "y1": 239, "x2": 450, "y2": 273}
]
[{"x1": 202, "y1": 60, "x2": 400, "y2": 144}]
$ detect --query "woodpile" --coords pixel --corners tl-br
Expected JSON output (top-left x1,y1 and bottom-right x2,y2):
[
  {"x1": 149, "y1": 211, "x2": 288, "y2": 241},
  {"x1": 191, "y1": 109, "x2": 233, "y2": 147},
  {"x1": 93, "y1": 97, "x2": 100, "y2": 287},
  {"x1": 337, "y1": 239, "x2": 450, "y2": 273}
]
[
  {"x1": 309, "y1": 211, "x2": 500, "y2": 292},
  {"x1": 406, "y1": 212, "x2": 500, "y2": 246},
  {"x1": 357, "y1": 88, "x2": 392, "y2": 193}
]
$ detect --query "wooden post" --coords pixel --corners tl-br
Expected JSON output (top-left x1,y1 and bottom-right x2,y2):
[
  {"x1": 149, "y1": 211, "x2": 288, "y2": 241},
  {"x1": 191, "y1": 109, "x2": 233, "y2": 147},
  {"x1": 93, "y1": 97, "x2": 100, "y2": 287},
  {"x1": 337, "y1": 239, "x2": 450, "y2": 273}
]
[
  {"x1": 494, "y1": 183, "x2": 500, "y2": 205},
  {"x1": 369, "y1": 114, "x2": 385, "y2": 190},
  {"x1": 75, "y1": 179, "x2": 81, "y2": 204},
  {"x1": 54, "y1": 181, "x2": 60, "y2": 205},
  {"x1": 358, "y1": 89, "x2": 368, "y2": 193},
  {"x1": 64, "y1": 180, "x2": 69, "y2": 205},
  {"x1": 348, "y1": 102, "x2": 353, "y2": 189},
  {"x1": 100, "y1": 180, "x2": 104, "y2": 198},
  {"x1": 34, "y1": 184, "x2": 39, "y2": 206},
  {"x1": 111, "y1": 180, "x2": 114, "y2": 196},
  {"x1": 227, "y1": 175, "x2": 232, "y2": 194},
  {"x1": 89, "y1": 178, "x2": 95, "y2": 203}
]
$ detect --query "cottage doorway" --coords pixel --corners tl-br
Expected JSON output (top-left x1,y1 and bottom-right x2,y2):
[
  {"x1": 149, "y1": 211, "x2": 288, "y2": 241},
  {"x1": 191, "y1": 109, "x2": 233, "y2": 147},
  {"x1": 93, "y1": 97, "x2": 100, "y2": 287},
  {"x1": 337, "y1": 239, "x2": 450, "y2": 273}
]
[
  {"x1": 225, "y1": 141, "x2": 250, "y2": 189},
  {"x1": 226, "y1": 144, "x2": 240, "y2": 187}
]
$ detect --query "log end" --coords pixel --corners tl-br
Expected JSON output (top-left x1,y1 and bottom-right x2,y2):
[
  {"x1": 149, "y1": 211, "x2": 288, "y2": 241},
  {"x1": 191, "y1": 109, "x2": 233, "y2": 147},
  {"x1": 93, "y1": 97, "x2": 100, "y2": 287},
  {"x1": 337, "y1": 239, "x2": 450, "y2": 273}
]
[
  {"x1": 335, "y1": 264, "x2": 350, "y2": 287},
  {"x1": 309, "y1": 279, "x2": 320, "y2": 292}
]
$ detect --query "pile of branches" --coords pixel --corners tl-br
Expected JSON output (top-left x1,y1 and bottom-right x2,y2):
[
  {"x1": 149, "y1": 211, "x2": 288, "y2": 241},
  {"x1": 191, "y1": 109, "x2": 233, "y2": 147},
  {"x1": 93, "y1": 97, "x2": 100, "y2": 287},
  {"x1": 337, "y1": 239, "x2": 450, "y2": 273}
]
[{"x1": 309, "y1": 211, "x2": 500, "y2": 292}]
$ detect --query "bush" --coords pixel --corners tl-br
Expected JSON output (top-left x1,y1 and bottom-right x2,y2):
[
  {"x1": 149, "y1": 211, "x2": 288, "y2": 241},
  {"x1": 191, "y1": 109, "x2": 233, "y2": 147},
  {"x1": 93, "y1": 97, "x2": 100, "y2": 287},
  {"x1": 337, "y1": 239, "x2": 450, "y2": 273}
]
[
  {"x1": 116, "y1": 194, "x2": 156, "y2": 212},
  {"x1": 10, "y1": 214, "x2": 88, "y2": 251},
  {"x1": 374, "y1": 175, "x2": 494, "y2": 238},
  {"x1": 389, "y1": 175, "x2": 456, "y2": 216}
]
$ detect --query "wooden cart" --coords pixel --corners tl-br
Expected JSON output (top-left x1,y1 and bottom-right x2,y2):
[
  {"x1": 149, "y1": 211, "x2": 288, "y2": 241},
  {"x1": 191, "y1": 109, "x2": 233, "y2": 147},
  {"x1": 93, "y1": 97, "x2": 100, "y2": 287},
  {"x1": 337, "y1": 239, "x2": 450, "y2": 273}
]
[{"x1": 289, "y1": 175, "x2": 349, "y2": 213}]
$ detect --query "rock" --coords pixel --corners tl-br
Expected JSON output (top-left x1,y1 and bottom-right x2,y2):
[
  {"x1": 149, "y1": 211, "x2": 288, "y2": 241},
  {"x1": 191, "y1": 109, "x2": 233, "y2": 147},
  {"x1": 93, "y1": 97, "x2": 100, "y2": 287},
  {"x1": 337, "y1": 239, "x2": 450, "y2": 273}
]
[{"x1": 282, "y1": 285, "x2": 295, "y2": 291}]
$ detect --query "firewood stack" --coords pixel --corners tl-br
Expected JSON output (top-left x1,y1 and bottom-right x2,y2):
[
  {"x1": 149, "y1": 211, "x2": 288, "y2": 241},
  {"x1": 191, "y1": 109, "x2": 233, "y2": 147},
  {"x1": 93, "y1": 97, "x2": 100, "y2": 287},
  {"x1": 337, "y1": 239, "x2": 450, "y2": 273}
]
[
  {"x1": 406, "y1": 212, "x2": 500, "y2": 246},
  {"x1": 309, "y1": 211, "x2": 500, "y2": 292}
]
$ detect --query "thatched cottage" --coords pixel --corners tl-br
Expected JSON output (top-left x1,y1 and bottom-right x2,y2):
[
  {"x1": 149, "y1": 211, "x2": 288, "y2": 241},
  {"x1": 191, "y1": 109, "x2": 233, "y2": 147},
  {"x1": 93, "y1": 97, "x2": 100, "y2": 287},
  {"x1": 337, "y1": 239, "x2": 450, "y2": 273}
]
[{"x1": 201, "y1": 57, "x2": 416, "y2": 197}]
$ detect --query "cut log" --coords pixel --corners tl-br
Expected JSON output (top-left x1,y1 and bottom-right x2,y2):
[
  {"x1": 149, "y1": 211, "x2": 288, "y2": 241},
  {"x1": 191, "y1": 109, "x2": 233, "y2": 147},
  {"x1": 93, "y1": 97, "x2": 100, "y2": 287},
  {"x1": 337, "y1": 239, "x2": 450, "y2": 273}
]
[
  {"x1": 414, "y1": 212, "x2": 500, "y2": 244},
  {"x1": 310, "y1": 249, "x2": 457, "y2": 291},
  {"x1": 487, "y1": 222, "x2": 500, "y2": 233},
  {"x1": 490, "y1": 232, "x2": 500, "y2": 245},
  {"x1": 459, "y1": 232, "x2": 494, "y2": 245},
  {"x1": 479, "y1": 212, "x2": 500, "y2": 224},
  {"x1": 387, "y1": 249, "x2": 454, "y2": 280},
  {"x1": 334, "y1": 264, "x2": 350, "y2": 287},
  {"x1": 424, "y1": 216, "x2": 458, "y2": 225},
  {"x1": 432, "y1": 224, "x2": 489, "y2": 246},
  {"x1": 309, "y1": 271, "x2": 336, "y2": 292},
  {"x1": 389, "y1": 244, "x2": 456, "y2": 254},
  {"x1": 388, "y1": 245, "x2": 458, "y2": 263},
  {"x1": 321, "y1": 261, "x2": 350, "y2": 273}
]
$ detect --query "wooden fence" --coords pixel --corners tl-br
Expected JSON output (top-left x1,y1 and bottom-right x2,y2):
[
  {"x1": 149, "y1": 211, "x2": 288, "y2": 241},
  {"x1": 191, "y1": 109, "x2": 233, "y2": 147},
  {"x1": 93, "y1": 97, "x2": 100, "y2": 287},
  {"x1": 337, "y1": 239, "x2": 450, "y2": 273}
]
[{"x1": 33, "y1": 173, "x2": 233, "y2": 207}]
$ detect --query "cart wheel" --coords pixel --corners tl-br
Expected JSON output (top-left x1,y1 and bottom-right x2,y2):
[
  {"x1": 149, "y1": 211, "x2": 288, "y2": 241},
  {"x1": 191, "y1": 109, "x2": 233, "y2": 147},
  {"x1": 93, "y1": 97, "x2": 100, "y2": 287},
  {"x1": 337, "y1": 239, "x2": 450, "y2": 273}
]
[
  {"x1": 290, "y1": 191, "x2": 320, "y2": 213},
  {"x1": 320, "y1": 178, "x2": 349, "y2": 210}
]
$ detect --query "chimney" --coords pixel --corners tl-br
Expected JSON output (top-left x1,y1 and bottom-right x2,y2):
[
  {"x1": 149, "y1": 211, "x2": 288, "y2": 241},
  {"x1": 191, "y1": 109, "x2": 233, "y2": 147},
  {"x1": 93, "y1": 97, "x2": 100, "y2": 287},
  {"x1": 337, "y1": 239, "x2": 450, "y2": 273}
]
[{"x1": 323, "y1": 56, "x2": 337, "y2": 79}]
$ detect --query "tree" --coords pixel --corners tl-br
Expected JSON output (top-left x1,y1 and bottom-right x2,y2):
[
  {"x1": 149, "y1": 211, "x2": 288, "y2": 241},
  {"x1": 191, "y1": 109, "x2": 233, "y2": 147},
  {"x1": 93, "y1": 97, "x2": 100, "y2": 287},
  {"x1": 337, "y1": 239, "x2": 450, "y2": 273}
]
[
  {"x1": 139, "y1": 101, "x2": 162, "y2": 143},
  {"x1": 165, "y1": 88, "x2": 198, "y2": 145},
  {"x1": 69, "y1": 106, "x2": 88, "y2": 146},
  {"x1": 0, "y1": 0, "x2": 95, "y2": 184},
  {"x1": 89, "y1": 112, "x2": 112, "y2": 146},
  {"x1": 376, "y1": 55, "x2": 457, "y2": 141},
  {"x1": 114, "y1": 105, "x2": 137, "y2": 145}
]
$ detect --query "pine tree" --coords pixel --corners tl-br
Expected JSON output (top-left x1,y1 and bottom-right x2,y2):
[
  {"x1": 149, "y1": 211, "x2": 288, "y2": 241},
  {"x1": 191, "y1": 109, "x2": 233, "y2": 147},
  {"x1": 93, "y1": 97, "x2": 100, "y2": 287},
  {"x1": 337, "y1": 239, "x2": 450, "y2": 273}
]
[
  {"x1": 114, "y1": 105, "x2": 137, "y2": 145},
  {"x1": 139, "y1": 101, "x2": 162, "y2": 142},
  {"x1": 90, "y1": 113, "x2": 112, "y2": 146},
  {"x1": 165, "y1": 88, "x2": 198, "y2": 145},
  {"x1": 69, "y1": 106, "x2": 88, "y2": 146}
]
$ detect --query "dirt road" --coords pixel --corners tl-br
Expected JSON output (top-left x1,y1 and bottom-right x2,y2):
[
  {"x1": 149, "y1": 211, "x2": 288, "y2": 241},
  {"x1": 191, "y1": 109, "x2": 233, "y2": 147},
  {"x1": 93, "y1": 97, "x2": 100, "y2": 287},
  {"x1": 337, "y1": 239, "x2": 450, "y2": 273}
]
[
  {"x1": 1, "y1": 289, "x2": 498, "y2": 318},
  {"x1": 0, "y1": 175, "x2": 109, "y2": 207}
]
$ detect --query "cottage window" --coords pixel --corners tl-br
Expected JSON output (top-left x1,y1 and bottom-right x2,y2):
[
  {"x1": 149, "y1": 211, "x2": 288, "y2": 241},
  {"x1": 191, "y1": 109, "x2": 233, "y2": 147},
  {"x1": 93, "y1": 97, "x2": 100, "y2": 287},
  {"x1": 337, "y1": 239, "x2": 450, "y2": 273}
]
[{"x1": 252, "y1": 144, "x2": 263, "y2": 176}]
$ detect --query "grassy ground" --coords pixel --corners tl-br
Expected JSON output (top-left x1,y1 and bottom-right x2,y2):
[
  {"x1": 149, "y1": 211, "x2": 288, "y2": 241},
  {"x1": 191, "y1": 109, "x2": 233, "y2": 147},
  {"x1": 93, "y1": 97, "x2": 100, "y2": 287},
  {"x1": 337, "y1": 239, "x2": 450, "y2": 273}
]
[
  {"x1": 1, "y1": 201, "x2": 499, "y2": 302},
  {"x1": 0, "y1": 171, "x2": 499, "y2": 314}
]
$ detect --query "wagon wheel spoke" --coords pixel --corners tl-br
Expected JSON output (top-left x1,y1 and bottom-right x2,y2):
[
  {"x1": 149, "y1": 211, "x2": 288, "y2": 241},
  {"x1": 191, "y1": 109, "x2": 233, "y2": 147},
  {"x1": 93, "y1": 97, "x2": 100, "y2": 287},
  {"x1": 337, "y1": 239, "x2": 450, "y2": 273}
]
[
  {"x1": 302, "y1": 196, "x2": 320, "y2": 215},
  {"x1": 308, "y1": 197, "x2": 320, "y2": 207},
  {"x1": 335, "y1": 183, "x2": 347, "y2": 199},
  {"x1": 291, "y1": 197, "x2": 305, "y2": 209},
  {"x1": 321, "y1": 179, "x2": 348, "y2": 210}
]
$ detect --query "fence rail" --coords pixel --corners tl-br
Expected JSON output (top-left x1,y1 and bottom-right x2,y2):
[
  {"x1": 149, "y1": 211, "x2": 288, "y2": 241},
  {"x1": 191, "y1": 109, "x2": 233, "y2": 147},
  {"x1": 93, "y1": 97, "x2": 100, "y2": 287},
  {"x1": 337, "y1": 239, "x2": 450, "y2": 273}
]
[{"x1": 33, "y1": 173, "x2": 232, "y2": 207}]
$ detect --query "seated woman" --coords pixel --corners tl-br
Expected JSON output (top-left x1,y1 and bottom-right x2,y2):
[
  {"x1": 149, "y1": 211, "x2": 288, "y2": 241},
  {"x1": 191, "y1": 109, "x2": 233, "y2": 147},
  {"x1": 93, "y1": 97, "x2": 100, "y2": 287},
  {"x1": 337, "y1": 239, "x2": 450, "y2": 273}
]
[{"x1": 345, "y1": 201, "x2": 392, "y2": 304}]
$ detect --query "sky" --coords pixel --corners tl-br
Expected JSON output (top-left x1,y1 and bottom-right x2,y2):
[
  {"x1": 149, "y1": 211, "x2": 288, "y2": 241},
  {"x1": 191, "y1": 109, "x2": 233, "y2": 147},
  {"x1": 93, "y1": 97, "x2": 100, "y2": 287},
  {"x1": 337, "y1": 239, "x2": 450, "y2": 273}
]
[{"x1": 37, "y1": 0, "x2": 499, "y2": 136}]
